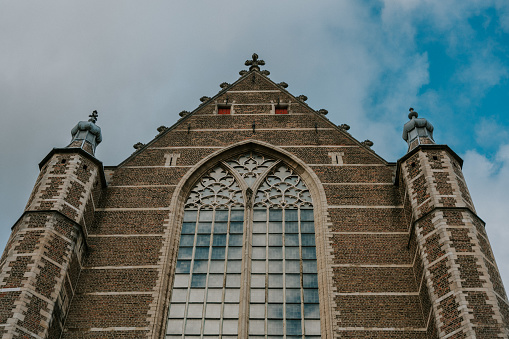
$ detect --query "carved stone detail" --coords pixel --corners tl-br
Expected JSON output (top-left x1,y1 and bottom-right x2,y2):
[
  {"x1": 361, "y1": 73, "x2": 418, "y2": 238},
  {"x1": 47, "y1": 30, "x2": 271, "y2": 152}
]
[{"x1": 226, "y1": 152, "x2": 277, "y2": 187}]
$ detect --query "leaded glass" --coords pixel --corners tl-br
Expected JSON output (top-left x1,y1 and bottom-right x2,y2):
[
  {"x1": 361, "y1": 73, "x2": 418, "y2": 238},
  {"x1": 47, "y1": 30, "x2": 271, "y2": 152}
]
[{"x1": 168, "y1": 155, "x2": 320, "y2": 338}]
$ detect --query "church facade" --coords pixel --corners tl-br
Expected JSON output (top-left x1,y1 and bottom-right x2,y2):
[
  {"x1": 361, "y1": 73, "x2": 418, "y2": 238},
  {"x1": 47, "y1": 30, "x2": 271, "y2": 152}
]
[{"x1": 1, "y1": 54, "x2": 508, "y2": 338}]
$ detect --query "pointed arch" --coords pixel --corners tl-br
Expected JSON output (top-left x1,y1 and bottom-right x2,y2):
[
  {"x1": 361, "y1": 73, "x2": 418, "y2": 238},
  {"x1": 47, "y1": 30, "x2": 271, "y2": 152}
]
[{"x1": 154, "y1": 140, "x2": 333, "y2": 339}]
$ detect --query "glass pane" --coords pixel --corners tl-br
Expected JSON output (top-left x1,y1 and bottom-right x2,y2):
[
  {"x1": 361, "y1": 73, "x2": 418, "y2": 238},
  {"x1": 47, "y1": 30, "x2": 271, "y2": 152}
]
[
  {"x1": 285, "y1": 234, "x2": 299, "y2": 246},
  {"x1": 268, "y1": 274, "x2": 283, "y2": 288},
  {"x1": 178, "y1": 247, "x2": 193, "y2": 260},
  {"x1": 204, "y1": 319, "x2": 220, "y2": 334},
  {"x1": 286, "y1": 319, "x2": 302, "y2": 335},
  {"x1": 194, "y1": 247, "x2": 209, "y2": 259},
  {"x1": 189, "y1": 289, "x2": 205, "y2": 302},
  {"x1": 223, "y1": 304, "x2": 239, "y2": 318},
  {"x1": 269, "y1": 209, "x2": 282, "y2": 221},
  {"x1": 252, "y1": 234, "x2": 266, "y2": 246},
  {"x1": 180, "y1": 234, "x2": 195, "y2": 246},
  {"x1": 207, "y1": 289, "x2": 222, "y2": 303},
  {"x1": 191, "y1": 274, "x2": 206, "y2": 287},
  {"x1": 215, "y1": 210, "x2": 228, "y2": 222},
  {"x1": 301, "y1": 234, "x2": 315, "y2": 246},
  {"x1": 285, "y1": 222, "x2": 298, "y2": 233},
  {"x1": 269, "y1": 234, "x2": 282, "y2": 246},
  {"x1": 286, "y1": 304, "x2": 301, "y2": 319},
  {"x1": 285, "y1": 209, "x2": 298, "y2": 221},
  {"x1": 303, "y1": 289, "x2": 319, "y2": 303},
  {"x1": 227, "y1": 247, "x2": 242, "y2": 260},
  {"x1": 176, "y1": 260, "x2": 191, "y2": 273},
  {"x1": 301, "y1": 222, "x2": 315, "y2": 233},
  {"x1": 300, "y1": 209, "x2": 314, "y2": 221},
  {"x1": 230, "y1": 222, "x2": 244, "y2": 234},
  {"x1": 304, "y1": 304, "x2": 320, "y2": 319},
  {"x1": 302, "y1": 260, "x2": 317, "y2": 273},
  {"x1": 268, "y1": 289, "x2": 284, "y2": 303},
  {"x1": 250, "y1": 288, "x2": 265, "y2": 303},
  {"x1": 211, "y1": 247, "x2": 225, "y2": 259},
  {"x1": 225, "y1": 289, "x2": 240, "y2": 303},
  {"x1": 268, "y1": 319, "x2": 283, "y2": 334},
  {"x1": 268, "y1": 247, "x2": 282, "y2": 259},
  {"x1": 212, "y1": 234, "x2": 226, "y2": 246},
  {"x1": 226, "y1": 274, "x2": 241, "y2": 287},
  {"x1": 187, "y1": 304, "x2": 204, "y2": 318},
  {"x1": 169, "y1": 304, "x2": 186, "y2": 318},
  {"x1": 222, "y1": 320, "x2": 238, "y2": 334},
  {"x1": 304, "y1": 319, "x2": 321, "y2": 335},
  {"x1": 199, "y1": 210, "x2": 213, "y2": 221},
  {"x1": 253, "y1": 209, "x2": 267, "y2": 221},
  {"x1": 286, "y1": 289, "x2": 301, "y2": 303},
  {"x1": 192, "y1": 260, "x2": 208, "y2": 273},
  {"x1": 231, "y1": 210, "x2": 244, "y2": 221},
  {"x1": 285, "y1": 260, "x2": 300, "y2": 273},
  {"x1": 229, "y1": 234, "x2": 243, "y2": 246},
  {"x1": 249, "y1": 319, "x2": 265, "y2": 335},
  {"x1": 184, "y1": 210, "x2": 197, "y2": 222},
  {"x1": 285, "y1": 247, "x2": 300, "y2": 259},
  {"x1": 267, "y1": 304, "x2": 283, "y2": 319},
  {"x1": 185, "y1": 319, "x2": 202, "y2": 334},
  {"x1": 251, "y1": 274, "x2": 266, "y2": 288},
  {"x1": 198, "y1": 222, "x2": 212, "y2": 234},
  {"x1": 252, "y1": 247, "x2": 266, "y2": 260},
  {"x1": 182, "y1": 223, "x2": 196, "y2": 234},
  {"x1": 302, "y1": 247, "x2": 316, "y2": 259},
  {"x1": 303, "y1": 274, "x2": 318, "y2": 288},
  {"x1": 166, "y1": 319, "x2": 184, "y2": 334},
  {"x1": 209, "y1": 260, "x2": 225, "y2": 273},
  {"x1": 250, "y1": 304, "x2": 265, "y2": 318},
  {"x1": 174, "y1": 274, "x2": 189, "y2": 288},
  {"x1": 252, "y1": 260, "x2": 266, "y2": 273},
  {"x1": 208, "y1": 274, "x2": 223, "y2": 288},
  {"x1": 268, "y1": 260, "x2": 282, "y2": 273},
  {"x1": 213, "y1": 222, "x2": 227, "y2": 234},
  {"x1": 253, "y1": 222, "x2": 266, "y2": 233},
  {"x1": 269, "y1": 222, "x2": 282, "y2": 233},
  {"x1": 196, "y1": 235, "x2": 210, "y2": 246},
  {"x1": 286, "y1": 274, "x2": 301, "y2": 288},
  {"x1": 226, "y1": 260, "x2": 241, "y2": 273},
  {"x1": 171, "y1": 288, "x2": 187, "y2": 303}
]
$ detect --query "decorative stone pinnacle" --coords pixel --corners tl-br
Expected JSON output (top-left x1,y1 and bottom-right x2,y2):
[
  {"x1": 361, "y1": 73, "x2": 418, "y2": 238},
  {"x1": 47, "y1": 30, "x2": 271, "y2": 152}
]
[
  {"x1": 88, "y1": 110, "x2": 98, "y2": 123},
  {"x1": 317, "y1": 109, "x2": 328, "y2": 115},
  {"x1": 133, "y1": 142, "x2": 145, "y2": 150},
  {"x1": 179, "y1": 110, "x2": 190, "y2": 117},
  {"x1": 339, "y1": 124, "x2": 350, "y2": 131},
  {"x1": 200, "y1": 96, "x2": 211, "y2": 103},
  {"x1": 297, "y1": 95, "x2": 308, "y2": 102},
  {"x1": 220, "y1": 82, "x2": 230, "y2": 89},
  {"x1": 361, "y1": 140, "x2": 374, "y2": 147},
  {"x1": 408, "y1": 107, "x2": 418, "y2": 119},
  {"x1": 278, "y1": 82, "x2": 288, "y2": 88},
  {"x1": 245, "y1": 53, "x2": 265, "y2": 71}
]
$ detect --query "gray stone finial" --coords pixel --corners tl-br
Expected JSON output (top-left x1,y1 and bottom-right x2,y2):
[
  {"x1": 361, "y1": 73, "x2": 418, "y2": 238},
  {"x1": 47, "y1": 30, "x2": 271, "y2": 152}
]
[
  {"x1": 239, "y1": 70, "x2": 248, "y2": 76},
  {"x1": 200, "y1": 96, "x2": 210, "y2": 103},
  {"x1": 179, "y1": 110, "x2": 190, "y2": 117},
  {"x1": 402, "y1": 107, "x2": 435, "y2": 151},
  {"x1": 362, "y1": 140, "x2": 374, "y2": 148},
  {"x1": 339, "y1": 124, "x2": 350, "y2": 131},
  {"x1": 133, "y1": 142, "x2": 145, "y2": 150},
  {"x1": 245, "y1": 53, "x2": 265, "y2": 71},
  {"x1": 261, "y1": 70, "x2": 270, "y2": 76},
  {"x1": 220, "y1": 82, "x2": 230, "y2": 89},
  {"x1": 69, "y1": 110, "x2": 102, "y2": 154},
  {"x1": 317, "y1": 109, "x2": 328, "y2": 115},
  {"x1": 297, "y1": 95, "x2": 308, "y2": 102},
  {"x1": 278, "y1": 82, "x2": 288, "y2": 88},
  {"x1": 157, "y1": 126, "x2": 167, "y2": 133}
]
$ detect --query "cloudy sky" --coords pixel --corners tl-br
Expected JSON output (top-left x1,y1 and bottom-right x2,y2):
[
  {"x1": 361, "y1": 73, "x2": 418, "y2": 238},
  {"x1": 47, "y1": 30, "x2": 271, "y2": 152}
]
[{"x1": 1, "y1": 1, "x2": 509, "y2": 285}]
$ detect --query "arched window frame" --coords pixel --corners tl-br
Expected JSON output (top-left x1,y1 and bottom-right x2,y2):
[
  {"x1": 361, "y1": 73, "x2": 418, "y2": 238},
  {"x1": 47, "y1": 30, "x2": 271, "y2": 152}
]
[{"x1": 156, "y1": 142, "x2": 334, "y2": 339}]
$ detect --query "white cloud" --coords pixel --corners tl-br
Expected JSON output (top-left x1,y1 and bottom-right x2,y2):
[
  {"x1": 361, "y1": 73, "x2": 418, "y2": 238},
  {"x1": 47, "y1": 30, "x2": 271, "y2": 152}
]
[{"x1": 463, "y1": 145, "x2": 509, "y2": 287}]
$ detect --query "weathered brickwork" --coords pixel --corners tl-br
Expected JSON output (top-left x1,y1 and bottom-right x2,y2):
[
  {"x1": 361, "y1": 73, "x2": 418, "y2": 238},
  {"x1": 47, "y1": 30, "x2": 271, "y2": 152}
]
[{"x1": 2, "y1": 65, "x2": 508, "y2": 338}]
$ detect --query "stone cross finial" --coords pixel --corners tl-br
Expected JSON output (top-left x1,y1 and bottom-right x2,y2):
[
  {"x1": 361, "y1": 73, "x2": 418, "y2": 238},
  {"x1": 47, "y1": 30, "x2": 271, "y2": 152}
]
[
  {"x1": 88, "y1": 110, "x2": 98, "y2": 123},
  {"x1": 245, "y1": 53, "x2": 265, "y2": 71}
]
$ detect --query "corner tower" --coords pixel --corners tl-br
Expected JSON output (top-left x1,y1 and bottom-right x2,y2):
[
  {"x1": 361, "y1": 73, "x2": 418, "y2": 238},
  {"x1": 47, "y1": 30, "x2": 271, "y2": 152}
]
[
  {"x1": 397, "y1": 108, "x2": 509, "y2": 337},
  {"x1": 0, "y1": 112, "x2": 106, "y2": 338}
]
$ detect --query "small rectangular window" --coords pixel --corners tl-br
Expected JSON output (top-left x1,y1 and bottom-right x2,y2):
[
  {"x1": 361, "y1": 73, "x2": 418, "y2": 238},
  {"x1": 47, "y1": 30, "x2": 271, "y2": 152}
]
[
  {"x1": 218, "y1": 107, "x2": 231, "y2": 114},
  {"x1": 275, "y1": 107, "x2": 288, "y2": 114}
]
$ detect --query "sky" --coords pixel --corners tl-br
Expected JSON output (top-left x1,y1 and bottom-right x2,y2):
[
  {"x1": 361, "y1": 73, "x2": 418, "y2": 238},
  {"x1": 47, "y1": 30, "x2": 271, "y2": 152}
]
[{"x1": 1, "y1": 0, "x2": 509, "y2": 286}]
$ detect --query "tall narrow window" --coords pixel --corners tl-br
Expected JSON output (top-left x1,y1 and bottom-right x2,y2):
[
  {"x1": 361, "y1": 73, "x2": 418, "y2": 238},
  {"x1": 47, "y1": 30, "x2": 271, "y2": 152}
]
[
  {"x1": 167, "y1": 153, "x2": 321, "y2": 338},
  {"x1": 167, "y1": 166, "x2": 244, "y2": 338}
]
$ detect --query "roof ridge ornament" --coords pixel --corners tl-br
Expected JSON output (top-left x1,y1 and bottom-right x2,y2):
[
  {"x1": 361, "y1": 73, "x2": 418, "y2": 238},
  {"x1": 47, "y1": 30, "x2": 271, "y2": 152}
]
[
  {"x1": 88, "y1": 110, "x2": 98, "y2": 123},
  {"x1": 240, "y1": 53, "x2": 270, "y2": 75}
]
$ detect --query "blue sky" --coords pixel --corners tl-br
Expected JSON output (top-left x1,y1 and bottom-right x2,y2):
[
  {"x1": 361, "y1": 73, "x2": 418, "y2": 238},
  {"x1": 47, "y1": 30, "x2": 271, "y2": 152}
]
[{"x1": 1, "y1": 0, "x2": 509, "y2": 285}]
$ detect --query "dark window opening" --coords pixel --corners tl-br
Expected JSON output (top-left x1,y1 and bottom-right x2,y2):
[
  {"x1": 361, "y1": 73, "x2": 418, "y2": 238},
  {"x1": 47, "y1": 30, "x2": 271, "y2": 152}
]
[
  {"x1": 218, "y1": 106, "x2": 231, "y2": 115},
  {"x1": 275, "y1": 106, "x2": 288, "y2": 114}
]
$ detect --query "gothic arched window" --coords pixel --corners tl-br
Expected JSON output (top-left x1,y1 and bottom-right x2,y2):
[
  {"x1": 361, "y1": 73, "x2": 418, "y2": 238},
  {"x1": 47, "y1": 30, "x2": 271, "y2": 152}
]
[{"x1": 166, "y1": 152, "x2": 321, "y2": 338}]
